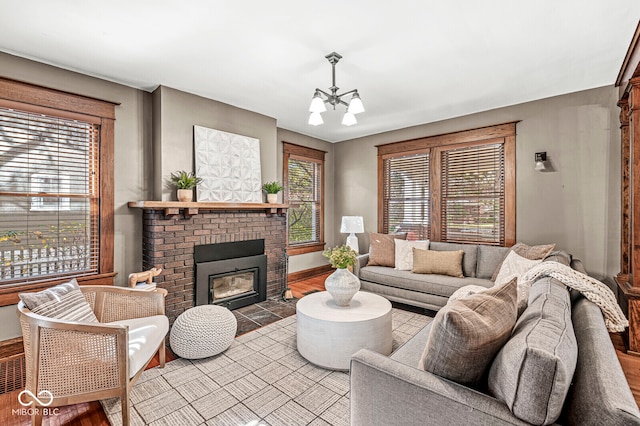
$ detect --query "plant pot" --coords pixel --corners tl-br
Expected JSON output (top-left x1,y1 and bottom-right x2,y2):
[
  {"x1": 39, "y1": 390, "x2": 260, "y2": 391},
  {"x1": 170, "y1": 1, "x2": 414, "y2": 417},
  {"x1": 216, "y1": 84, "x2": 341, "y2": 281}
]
[
  {"x1": 324, "y1": 268, "x2": 361, "y2": 306},
  {"x1": 177, "y1": 189, "x2": 193, "y2": 202},
  {"x1": 266, "y1": 193, "x2": 278, "y2": 204}
]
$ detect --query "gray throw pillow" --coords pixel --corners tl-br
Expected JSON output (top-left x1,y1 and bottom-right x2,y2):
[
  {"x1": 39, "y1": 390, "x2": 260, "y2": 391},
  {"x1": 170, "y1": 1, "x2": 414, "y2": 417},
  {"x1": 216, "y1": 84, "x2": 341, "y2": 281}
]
[
  {"x1": 418, "y1": 277, "x2": 517, "y2": 387},
  {"x1": 19, "y1": 278, "x2": 99, "y2": 323},
  {"x1": 488, "y1": 277, "x2": 577, "y2": 426}
]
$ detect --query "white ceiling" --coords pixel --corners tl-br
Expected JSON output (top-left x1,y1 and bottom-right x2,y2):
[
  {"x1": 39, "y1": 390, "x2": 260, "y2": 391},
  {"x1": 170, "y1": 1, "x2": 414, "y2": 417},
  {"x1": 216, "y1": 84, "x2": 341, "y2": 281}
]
[{"x1": 0, "y1": 1, "x2": 638, "y2": 142}]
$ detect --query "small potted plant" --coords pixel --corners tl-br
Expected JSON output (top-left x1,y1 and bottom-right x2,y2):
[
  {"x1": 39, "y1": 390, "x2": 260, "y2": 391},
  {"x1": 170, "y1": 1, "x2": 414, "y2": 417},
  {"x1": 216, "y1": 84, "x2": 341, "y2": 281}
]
[
  {"x1": 262, "y1": 181, "x2": 284, "y2": 204},
  {"x1": 170, "y1": 170, "x2": 202, "y2": 202},
  {"x1": 322, "y1": 245, "x2": 360, "y2": 306}
]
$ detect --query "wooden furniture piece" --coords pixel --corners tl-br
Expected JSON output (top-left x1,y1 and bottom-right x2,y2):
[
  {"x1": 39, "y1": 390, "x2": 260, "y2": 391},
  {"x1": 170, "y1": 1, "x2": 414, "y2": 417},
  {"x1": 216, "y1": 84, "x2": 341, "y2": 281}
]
[
  {"x1": 616, "y1": 22, "x2": 640, "y2": 354},
  {"x1": 17, "y1": 286, "x2": 168, "y2": 426},
  {"x1": 296, "y1": 290, "x2": 392, "y2": 370}
]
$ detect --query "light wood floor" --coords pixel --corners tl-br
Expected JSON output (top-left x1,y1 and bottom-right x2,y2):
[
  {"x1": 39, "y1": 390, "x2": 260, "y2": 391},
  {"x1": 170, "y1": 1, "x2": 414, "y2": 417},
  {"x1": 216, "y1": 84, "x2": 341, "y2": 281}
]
[{"x1": 2, "y1": 272, "x2": 640, "y2": 424}]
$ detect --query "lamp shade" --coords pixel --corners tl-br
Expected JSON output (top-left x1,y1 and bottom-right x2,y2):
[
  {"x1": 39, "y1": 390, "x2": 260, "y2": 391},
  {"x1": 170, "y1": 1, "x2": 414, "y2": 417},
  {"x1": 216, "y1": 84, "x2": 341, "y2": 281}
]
[
  {"x1": 347, "y1": 92, "x2": 365, "y2": 114},
  {"x1": 535, "y1": 161, "x2": 546, "y2": 171},
  {"x1": 308, "y1": 112, "x2": 324, "y2": 126},
  {"x1": 342, "y1": 111, "x2": 357, "y2": 126},
  {"x1": 309, "y1": 91, "x2": 327, "y2": 113},
  {"x1": 340, "y1": 216, "x2": 364, "y2": 234}
]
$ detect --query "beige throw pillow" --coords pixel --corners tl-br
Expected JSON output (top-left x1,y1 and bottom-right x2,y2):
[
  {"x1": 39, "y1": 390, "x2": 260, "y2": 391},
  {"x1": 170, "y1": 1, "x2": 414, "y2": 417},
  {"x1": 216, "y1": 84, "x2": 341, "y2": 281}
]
[
  {"x1": 418, "y1": 277, "x2": 518, "y2": 387},
  {"x1": 367, "y1": 233, "x2": 407, "y2": 267},
  {"x1": 394, "y1": 239, "x2": 429, "y2": 271},
  {"x1": 19, "y1": 278, "x2": 98, "y2": 323},
  {"x1": 494, "y1": 251, "x2": 543, "y2": 314},
  {"x1": 412, "y1": 248, "x2": 464, "y2": 278},
  {"x1": 491, "y1": 242, "x2": 555, "y2": 281}
]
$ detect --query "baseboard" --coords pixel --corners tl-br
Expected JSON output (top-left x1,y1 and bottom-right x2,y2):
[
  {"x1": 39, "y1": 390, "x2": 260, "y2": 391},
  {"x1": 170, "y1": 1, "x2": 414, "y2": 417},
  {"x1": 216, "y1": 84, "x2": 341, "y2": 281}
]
[{"x1": 288, "y1": 264, "x2": 332, "y2": 284}]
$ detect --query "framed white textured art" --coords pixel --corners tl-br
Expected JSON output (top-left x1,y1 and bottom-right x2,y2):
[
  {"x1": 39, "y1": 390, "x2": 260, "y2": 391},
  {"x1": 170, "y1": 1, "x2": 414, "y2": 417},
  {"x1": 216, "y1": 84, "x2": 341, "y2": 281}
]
[{"x1": 194, "y1": 125, "x2": 263, "y2": 202}]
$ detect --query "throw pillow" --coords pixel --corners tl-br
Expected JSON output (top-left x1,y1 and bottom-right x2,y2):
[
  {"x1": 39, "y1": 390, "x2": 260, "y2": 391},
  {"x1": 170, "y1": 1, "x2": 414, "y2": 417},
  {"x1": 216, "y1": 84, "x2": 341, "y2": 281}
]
[
  {"x1": 19, "y1": 278, "x2": 99, "y2": 323},
  {"x1": 491, "y1": 242, "x2": 555, "y2": 281},
  {"x1": 412, "y1": 248, "x2": 464, "y2": 278},
  {"x1": 488, "y1": 278, "x2": 577, "y2": 425},
  {"x1": 418, "y1": 277, "x2": 518, "y2": 387},
  {"x1": 394, "y1": 239, "x2": 429, "y2": 270},
  {"x1": 494, "y1": 251, "x2": 543, "y2": 314},
  {"x1": 448, "y1": 284, "x2": 490, "y2": 304},
  {"x1": 367, "y1": 233, "x2": 407, "y2": 267}
]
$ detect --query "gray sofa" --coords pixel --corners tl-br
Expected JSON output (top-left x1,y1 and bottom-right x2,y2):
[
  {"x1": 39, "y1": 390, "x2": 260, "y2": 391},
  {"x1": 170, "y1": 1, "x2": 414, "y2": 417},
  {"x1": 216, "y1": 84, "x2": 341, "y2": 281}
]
[
  {"x1": 354, "y1": 242, "x2": 510, "y2": 311},
  {"x1": 350, "y1": 275, "x2": 640, "y2": 425}
]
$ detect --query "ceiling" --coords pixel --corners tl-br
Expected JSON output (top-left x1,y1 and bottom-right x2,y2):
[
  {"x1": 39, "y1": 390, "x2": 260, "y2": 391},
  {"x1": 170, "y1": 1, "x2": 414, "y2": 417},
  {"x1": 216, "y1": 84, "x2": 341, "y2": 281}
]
[{"x1": 0, "y1": 1, "x2": 639, "y2": 143}]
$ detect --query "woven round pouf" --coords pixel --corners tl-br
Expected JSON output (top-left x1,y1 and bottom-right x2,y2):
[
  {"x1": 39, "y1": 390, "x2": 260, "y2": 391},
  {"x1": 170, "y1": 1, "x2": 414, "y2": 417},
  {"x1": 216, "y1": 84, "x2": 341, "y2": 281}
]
[{"x1": 170, "y1": 305, "x2": 237, "y2": 359}]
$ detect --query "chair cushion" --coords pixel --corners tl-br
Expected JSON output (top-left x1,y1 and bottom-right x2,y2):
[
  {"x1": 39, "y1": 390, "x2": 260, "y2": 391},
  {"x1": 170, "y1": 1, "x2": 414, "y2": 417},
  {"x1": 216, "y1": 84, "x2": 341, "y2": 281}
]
[
  {"x1": 488, "y1": 277, "x2": 577, "y2": 425},
  {"x1": 412, "y1": 249, "x2": 464, "y2": 278},
  {"x1": 367, "y1": 233, "x2": 407, "y2": 267},
  {"x1": 109, "y1": 315, "x2": 169, "y2": 378},
  {"x1": 19, "y1": 278, "x2": 98, "y2": 323},
  {"x1": 418, "y1": 277, "x2": 517, "y2": 387},
  {"x1": 394, "y1": 239, "x2": 429, "y2": 270}
]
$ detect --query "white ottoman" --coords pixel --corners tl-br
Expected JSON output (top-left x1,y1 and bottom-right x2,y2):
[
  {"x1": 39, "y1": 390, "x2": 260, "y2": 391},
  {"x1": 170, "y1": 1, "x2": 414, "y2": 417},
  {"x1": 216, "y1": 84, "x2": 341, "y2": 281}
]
[{"x1": 170, "y1": 305, "x2": 237, "y2": 359}]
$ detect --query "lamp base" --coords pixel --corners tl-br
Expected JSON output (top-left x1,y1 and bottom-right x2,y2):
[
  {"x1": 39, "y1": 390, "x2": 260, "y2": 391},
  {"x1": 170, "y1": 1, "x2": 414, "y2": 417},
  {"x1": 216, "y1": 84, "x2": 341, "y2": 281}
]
[{"x1": 346, "y1": 234, "x2": 359, "y2": 254}]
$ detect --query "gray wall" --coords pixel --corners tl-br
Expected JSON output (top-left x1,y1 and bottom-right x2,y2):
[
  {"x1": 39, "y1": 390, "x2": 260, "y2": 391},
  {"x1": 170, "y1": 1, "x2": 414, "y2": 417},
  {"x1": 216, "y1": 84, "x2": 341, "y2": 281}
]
[{"x1": 334, "y1": 86, "x2": 620, "y2": 280}]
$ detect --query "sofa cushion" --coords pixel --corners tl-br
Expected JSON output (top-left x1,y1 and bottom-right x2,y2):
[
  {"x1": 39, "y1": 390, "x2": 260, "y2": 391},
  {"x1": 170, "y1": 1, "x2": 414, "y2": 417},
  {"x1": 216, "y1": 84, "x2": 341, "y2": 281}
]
[
  {"x1": 109, "y1": 315, "x2": 169, "y2": 378},
  {"x1": 488, "y1": 277, "x2": 577, "y2": 426},
  {"x1": 19, "y1": 278, "x2": 99, "y2": 323},
  {"x1": 360, "y1": 265, "x2": 493, "y2": 298},
  {"x1": 367, "y1": 232, "x2": 407, "y2": 267},
  {"x1": 394, "y1": 239, "x2": 429, "y2": 270},
  {"x1": 412, "y1": 249, "x2": 464, "y2": 278},
  {"x1": 476, "y1": 245, "x2": 510, "y2": 279},
  {"x1": 491, "y1": 242, "x2": 556, "y2": 281},
  {"x1": 418, "y1": 277, "x2": 517, "y2": 387},
  {"x1": 429, "y1": 242, "x2": 478, "y2": 277},
  {"x1": 494, "y1": 250, "x2": 543, "y2": 314}
]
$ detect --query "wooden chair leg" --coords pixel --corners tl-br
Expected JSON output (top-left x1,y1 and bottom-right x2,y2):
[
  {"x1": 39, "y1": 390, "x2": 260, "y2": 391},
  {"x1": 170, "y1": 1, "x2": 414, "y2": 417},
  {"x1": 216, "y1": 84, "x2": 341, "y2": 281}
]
[
  {"x1": 121, "y1": 386, "x2": 130, "y2": 426},
  {"x1": 159, "y1": 338, "x2": 166, "y2": 368},
  {"x1": 32, "y1": 404, "x2": 43, "y2": 426}
]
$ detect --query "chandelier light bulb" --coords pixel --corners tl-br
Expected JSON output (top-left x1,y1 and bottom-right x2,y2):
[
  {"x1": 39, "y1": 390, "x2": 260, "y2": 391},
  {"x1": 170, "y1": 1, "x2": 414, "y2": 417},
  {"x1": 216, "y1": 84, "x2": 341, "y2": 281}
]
[
  {"x1": 347, "y1": 92, "x2": 365, "y2": 114},
  {"x1": 308, "y1": 112, "x2": 324, "y2": 126},
  {"x1": 342, "y1": 111, "x2": 357, "y2": 126},
  {"x1": 309, "y1": 91, "x2": 327, "y2": 113}
]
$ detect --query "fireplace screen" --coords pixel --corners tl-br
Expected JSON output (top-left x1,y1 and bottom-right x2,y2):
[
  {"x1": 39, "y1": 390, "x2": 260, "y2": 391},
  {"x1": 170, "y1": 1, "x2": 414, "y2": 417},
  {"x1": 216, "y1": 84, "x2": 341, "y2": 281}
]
[{"x1": 211, "y1": 269, "x2": 257, "y2": 301}]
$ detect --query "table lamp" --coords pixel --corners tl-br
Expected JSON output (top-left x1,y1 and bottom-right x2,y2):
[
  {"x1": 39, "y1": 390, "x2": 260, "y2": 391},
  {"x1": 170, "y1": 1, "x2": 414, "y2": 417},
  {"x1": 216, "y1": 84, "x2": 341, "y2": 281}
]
[{"x1": 340, "y1": 216, "x2": 364, "y2": 253}]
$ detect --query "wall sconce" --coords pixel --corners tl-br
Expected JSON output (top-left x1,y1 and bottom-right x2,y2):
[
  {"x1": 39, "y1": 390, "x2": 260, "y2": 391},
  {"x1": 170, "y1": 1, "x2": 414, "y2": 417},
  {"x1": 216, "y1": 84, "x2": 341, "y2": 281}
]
[
  {"x1": 535, "y1": 152, "x2": 547, "y2": 172},
  {"x1": 340, "y1": 216, "x2": 364, "y2": 254}
]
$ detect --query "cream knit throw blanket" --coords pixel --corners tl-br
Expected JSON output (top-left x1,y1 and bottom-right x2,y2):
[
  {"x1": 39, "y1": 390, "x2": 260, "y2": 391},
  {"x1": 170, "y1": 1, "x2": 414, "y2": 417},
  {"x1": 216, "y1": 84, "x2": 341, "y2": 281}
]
[{"x1": 520, "y1": 261, "x2": 628, "y2": 333}]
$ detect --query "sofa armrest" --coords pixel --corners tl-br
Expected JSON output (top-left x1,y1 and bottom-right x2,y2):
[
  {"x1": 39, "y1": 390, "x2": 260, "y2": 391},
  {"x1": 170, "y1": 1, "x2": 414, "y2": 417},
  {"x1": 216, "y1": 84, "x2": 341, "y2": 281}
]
[
  {"x1": 354, "y1": 254, "x2": 369, "y2": 277},
  {"x1": 350, "y1": 349, "x2": 529, "y2": 426}
]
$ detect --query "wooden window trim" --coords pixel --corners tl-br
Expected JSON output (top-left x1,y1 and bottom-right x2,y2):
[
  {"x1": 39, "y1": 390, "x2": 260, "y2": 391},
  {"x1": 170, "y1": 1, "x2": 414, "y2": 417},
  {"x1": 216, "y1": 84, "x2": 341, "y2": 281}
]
[
  {"x1": 377, "y1": 122, "x2": 517, "y2": 246},
  {"x1": 283, "y1": 142, "x2": 326, "y2": 254},
  {"x1": 0, "y1": 78, "x2": 117, "y2": 306}
]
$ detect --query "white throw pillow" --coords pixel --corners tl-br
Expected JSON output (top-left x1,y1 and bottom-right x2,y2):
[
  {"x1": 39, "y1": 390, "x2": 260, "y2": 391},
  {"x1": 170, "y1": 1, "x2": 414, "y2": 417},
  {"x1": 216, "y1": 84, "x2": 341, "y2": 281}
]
[
  {"x1": 494, "y1": 250, "x2": 543, "y2": 313},
  {"x1": 394, "y1": 239, "x2": 429, "y2": 270},
  {"x1": 448, "y1": 285, "x2": 490, "y2": 304}
]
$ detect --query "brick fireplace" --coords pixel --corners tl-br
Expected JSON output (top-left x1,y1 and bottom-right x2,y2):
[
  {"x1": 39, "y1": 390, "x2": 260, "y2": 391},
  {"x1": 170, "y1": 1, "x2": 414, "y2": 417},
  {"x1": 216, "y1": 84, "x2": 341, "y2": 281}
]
[{"x1": 131, "y1": 203, "x2": 287, "y2": 324}]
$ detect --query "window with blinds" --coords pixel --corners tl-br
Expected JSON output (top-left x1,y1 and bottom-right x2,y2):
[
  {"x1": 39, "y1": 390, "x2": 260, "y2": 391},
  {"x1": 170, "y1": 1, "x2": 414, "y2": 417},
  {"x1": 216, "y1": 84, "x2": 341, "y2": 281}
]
[
  {"x1": 0, "y1": 106, "x2": 100, "y2": 283},
  {"x1": 377, "y1": 123, "x2": 516, "y2": 247},
  {"x1": 441, "y1": 143, "x2": 504, "y2": 245},
  {"x1": 283, "y1": 142, "x2": 325, "y2": 254},
  {"x1": 382, "y1": 152, "x2": 430, "y2": 240}
]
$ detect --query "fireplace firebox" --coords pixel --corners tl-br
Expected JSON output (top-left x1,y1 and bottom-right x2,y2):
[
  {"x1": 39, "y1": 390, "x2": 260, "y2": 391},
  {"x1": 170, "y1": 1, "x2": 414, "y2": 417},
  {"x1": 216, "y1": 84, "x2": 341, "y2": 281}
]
[{"x1": 195, "y1": 239, "x2": 267, "y2": 309}]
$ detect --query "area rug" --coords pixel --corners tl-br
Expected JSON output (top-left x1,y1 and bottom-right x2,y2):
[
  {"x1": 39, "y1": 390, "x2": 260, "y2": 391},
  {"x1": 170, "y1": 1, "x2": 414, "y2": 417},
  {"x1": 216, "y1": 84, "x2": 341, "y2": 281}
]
[{"x1": 101, "y1": 308, "x2": 432, "y2": 426}]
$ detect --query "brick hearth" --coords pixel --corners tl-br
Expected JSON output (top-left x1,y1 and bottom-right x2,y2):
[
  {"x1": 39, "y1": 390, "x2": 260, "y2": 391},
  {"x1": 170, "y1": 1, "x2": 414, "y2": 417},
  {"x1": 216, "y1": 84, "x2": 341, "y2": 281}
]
[{"x1": 140, "y1": 209, "x2": 287, "y2": 324}]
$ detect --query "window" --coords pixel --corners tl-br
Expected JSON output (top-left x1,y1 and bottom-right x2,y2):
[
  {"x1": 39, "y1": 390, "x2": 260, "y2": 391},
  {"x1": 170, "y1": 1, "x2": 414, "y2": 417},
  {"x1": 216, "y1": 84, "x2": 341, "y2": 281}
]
[
  {"x1": 283, "y1": 142, "x2": 326, "y2": 255},
  {"x1": 0, "y1": 78, "x2": 116, "y2": 305},
  {"x1": 379, "y1": 122, "x2": 516, "y2": 246}
]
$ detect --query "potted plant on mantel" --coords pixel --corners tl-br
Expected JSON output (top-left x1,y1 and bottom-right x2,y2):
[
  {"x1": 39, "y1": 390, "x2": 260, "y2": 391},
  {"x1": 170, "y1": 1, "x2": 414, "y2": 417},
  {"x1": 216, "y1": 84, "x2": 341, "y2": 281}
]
[
  {"x1": 323, "y1": 245, "x2": 360, "y2": 306},
  {"x1": 170, "y1": 170, "x2": 203, "y2": 202},
  {"x1": 262, "y1": 181, "x2": 284, "y2": 204}
]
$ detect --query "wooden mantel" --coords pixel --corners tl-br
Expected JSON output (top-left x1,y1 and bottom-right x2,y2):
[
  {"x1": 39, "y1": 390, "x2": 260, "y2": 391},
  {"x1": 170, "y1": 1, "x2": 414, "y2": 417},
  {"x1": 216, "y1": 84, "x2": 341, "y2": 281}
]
[{"x1": 128, "y1": 201, "x2": 288, "y2": 217}]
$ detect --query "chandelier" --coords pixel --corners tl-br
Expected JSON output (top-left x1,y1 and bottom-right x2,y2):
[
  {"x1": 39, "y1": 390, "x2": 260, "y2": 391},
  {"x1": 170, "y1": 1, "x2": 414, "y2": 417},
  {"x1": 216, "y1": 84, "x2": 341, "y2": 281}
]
[{"x1": 308, "y1": 52, "x2": 365, "y2": 126}]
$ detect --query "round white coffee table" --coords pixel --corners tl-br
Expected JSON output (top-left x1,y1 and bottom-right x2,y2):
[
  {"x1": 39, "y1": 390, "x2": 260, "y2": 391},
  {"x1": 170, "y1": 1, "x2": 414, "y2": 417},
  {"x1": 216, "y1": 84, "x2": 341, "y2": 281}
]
[{"x1": 296, "y1": 290, "x2": 392, "y2": 370}]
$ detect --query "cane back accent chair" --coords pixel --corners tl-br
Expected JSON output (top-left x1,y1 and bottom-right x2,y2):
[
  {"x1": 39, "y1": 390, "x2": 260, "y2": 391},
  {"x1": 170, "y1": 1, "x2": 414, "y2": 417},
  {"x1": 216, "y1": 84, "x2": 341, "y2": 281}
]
[{"x1": 17, "y1": 285, "x2": 169, "y2": 426}]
